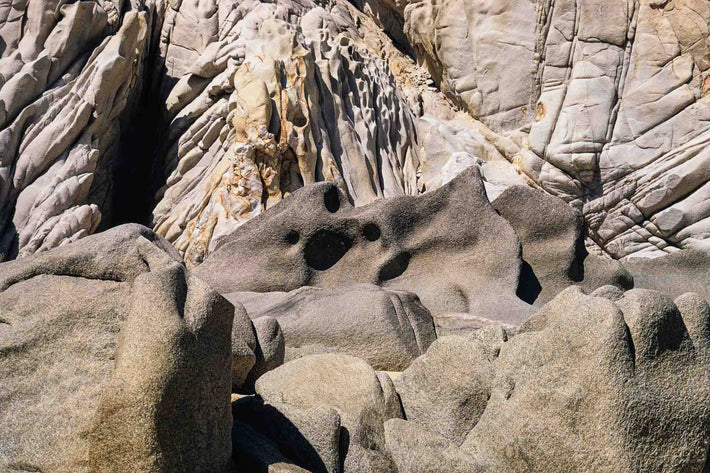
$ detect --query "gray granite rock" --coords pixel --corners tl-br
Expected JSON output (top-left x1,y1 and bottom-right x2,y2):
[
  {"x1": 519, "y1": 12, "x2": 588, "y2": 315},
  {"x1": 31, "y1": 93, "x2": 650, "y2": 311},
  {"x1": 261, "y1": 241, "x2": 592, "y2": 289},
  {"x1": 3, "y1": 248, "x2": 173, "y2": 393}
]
[
  {"x1": 0, "y1": 225, "x2": 233, "y2": 473},
  {"x1": 227, "y1": 285, "x2": 436, "y2": 371},
  {"x1": 463, "y1": 287, "x2": 710, "y2": 473},
  {"x1": 196, "y1": 167, "x2": 533, "y2": 326}
]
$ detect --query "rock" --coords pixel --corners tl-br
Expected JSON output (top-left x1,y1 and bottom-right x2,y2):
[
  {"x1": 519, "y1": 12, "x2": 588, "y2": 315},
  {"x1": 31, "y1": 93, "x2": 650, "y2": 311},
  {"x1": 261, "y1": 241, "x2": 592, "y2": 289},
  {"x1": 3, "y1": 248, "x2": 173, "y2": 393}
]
[
  {"x1": 227, "y1": 285, "x2": 436, "y2": 371},
  {"x1": 462, "y1": 287, "x2": 710, "y2": 473},
  {"x1": 196, "y1": 166, "x2": 532, "y2": 325},
  {"x1": 493, "y1": 185, "x2": 633, "y2": 305},
  {"x1": 394, "y1": 335, "x2": 495, "y2": 445},
  {"x1": 401, "y1": 0, "x2": 710, "y2": 258},
  {"x1": 233, "y1": 396, "x2": 341, "y2": 473},
  {"x1": 232, "y1": 420, "x2": 313, "y2": 473},
  {"x1": 0, "y1": 225, "x2": 234, "y2": 473},
  {"x1": 243, "y1": 316, "x2": 286, "y2": 389},
  {"x1": 151, "y1": 1, "x2": 424, "y2": 266},
  {"x1": 231, "y1": 303, "x2": 258, "y2": 391},
  {"x1": 625, "y1": 249, "x2": 710, "y2": 301},
  {"x1": 88, "y1": 264, "x2": 234, "y2": 473},
  {"x1": 0, "y1": 9, "x2": 155, "y2": 260},
  {"x1": 376, "y1": 372, "x2": 404, "y2": 421},
  {"x1": 255, "y1": 354, "x2": 393, "y2": 469},
  {"x1": 384, "y1": 419, "x2": 484, "y2": 473}
]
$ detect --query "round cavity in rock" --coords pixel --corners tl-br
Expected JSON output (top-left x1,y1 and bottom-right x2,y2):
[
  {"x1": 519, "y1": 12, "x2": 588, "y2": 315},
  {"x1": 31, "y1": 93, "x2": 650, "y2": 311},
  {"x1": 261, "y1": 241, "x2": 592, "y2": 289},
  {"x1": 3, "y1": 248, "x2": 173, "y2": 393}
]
[
  {"x1": 304, "y1": 229, "x2": 352, "y2": 271},
  {"x1": 379, "y1": 252, "x2": 410, "y2": 281},
  {"x1": 362, "y1": 223, "x2": 381, "y2": 241},
  {"x1": 285, "y1": 231, "x2": 300, "y2": 245},
  {"x1": 324, "y1": 187, "x2": 340, "y2": 213}
]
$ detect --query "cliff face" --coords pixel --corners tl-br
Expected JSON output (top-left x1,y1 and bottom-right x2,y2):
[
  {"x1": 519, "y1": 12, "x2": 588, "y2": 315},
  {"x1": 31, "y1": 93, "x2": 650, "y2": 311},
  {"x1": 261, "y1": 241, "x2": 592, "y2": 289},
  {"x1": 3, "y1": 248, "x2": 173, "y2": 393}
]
[{"x1": 0, "y1": 0, "x2": 707, "y2": 263}]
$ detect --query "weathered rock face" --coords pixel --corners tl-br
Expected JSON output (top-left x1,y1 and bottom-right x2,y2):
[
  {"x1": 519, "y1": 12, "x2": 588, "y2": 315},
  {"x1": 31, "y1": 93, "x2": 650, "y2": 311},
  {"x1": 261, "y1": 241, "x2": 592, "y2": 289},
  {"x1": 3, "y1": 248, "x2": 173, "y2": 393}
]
[
  {"x1": 493, "y1": 185, "x2": 633, "y2": 305},
  {"x1": 399, "y1": 0, "x2": 710, "y2": 258},
  {"x1": 394, "y1": 335, "x2": 495, "y2": 446},
  {"x1": 227, "y1": 284, "x2": 436, "y2": 371},
  {"x1": 0, "y1": 9, "x2": 154, "y2": 261},
  {"x1": 462, "y1": 287, "x2": 710, "y2": 473},
  {"x1": 0, "y1": 225, "x2": 234, "y2": 473},
  {"x1": 151, "y1": 0, "x2": 425, "y2": 267},
  {"x1": 255, "y1": 353, "x2": 402, "y2": 472},
  {"x1": 195, "y1": 166, "x2": 533, "y2": 323},
  {"x1": 0, "y1": 0, "x2": 707, "y2": 263}
]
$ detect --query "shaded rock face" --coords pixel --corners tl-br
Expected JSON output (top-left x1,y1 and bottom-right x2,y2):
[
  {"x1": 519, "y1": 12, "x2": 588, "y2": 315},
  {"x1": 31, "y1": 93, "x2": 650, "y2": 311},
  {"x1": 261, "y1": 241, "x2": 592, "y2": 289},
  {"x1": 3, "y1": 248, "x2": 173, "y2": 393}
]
[
  {"x1": 461, "y1": 287, "x2": 710, "y2": 473},
  {"x1": 493, "y1": 185, "x2": 633, "y2": 305},
  {"x1": 255, "y1": 353, "x2": 402, "y2": 473},
  {"x1": 227, "y1": 284, "x2": 436, "y2": 371},
  {"x1": 195, "y1": 166, "x2": 531, "y2": 323},
  {"x1": 0, "y1": 225, "x2": 234, "y2": 473}
]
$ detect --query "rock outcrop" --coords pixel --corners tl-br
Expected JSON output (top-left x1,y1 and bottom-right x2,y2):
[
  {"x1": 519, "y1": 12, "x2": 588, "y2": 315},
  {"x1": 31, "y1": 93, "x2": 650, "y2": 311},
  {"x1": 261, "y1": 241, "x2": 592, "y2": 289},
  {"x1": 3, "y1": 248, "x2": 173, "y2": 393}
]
[
  {"x1": 195, "y1": 166, "x2": 530, "y2": 323},
  {"x1": 400, "y1": 0, "x2": 710, "y2": 258},
  {"x1": 462, "y1": 287, "x2": 710, "y2": 473},
  {"x1": 0, "y1": 225, "x2": 234, "y2": 473}
]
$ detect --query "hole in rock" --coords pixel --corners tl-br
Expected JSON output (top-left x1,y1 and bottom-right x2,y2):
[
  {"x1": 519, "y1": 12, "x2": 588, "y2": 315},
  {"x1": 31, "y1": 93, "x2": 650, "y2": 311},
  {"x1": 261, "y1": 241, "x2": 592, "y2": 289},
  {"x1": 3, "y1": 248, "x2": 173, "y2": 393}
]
[
  {"x1": 285, "y1": 231, "x2": 300, "y2": 245},
  {"x1": 516, "y1": 260, "x2": 542, "y2": 304},
  {"x1": 304, "y1": 230, "x2": 352, "y2": 271},
  {"x1": 362, "y1": 223, "x2": 381, "y2": 241},
  {"x1": 379, "y1": 252, "x2": 410, "y2": 281},
  {"x1": 324, "y1": 187, "x2": 340, "y2": 213}
]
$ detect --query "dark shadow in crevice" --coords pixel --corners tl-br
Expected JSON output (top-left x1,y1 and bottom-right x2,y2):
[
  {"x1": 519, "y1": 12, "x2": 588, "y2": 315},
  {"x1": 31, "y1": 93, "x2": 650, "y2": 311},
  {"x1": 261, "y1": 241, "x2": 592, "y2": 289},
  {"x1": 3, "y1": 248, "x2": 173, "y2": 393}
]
[
  {"x1": 324, "y1": 187, "x2": 341, "y2": 213},
  {"x1": 379, "y1": 252, "x2": 410, "y2": 281},
  {"x1": 232, "y1": 397, "x2": 331, "y2": 473},
  {"x1": 516, "y1": 260, "x2": 543, "y2": 305}
]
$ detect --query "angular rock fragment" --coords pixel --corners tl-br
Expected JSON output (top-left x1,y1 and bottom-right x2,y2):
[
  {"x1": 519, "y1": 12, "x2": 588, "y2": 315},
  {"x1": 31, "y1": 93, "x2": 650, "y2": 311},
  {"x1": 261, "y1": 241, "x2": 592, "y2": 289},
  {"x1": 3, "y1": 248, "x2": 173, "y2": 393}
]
[{"x1": 228, "y1": 284, "x2": 436, "y2": 371}]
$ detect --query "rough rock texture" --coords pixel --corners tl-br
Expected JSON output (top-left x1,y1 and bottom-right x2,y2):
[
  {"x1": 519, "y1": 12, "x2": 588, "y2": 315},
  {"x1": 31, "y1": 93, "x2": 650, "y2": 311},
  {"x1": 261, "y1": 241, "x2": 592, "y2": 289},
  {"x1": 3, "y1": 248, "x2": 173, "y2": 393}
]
[
  {"x1": 0, "y1": 8, "x2": 154, "y2": 261},
  {"x1": 625, "y1": 248, "x2": 710, "y2": 301},
  {"x1": 150, "y1": 0, "x2": 425, "y2": 267},
  {"x1": 493, "y1": 185, "x2": 633, "y2": 305},
  {"x1": 233, "y1": 396, "x2": 342, "y2": 473},
  {"x1": 0, "y1": 225, "x2": 233, "y2": 473},
  {"x1": 1, "y1": 0, "x2": 707, "y2": 263},
  {"x1": 393, "y1": 335, "x2": 495, "y2": 445},
  {"x1": 462, "y1": 286, "x2": 710, "y2": 473},
  {"x1": 384, "y1": 419, "x2": 484, "y2": 473},
  {"x1": 227, "y1": 284, "x2": 436, "y2": 370},
  {"x1": 400, "y1": 0, "x2": 710, "y2": 258},
  {"x1": 255, "y1": 354, "x2": 396, "y2": 472},
  {"x1": 196, "y1": 166, "x2": 533, "y2": 324}
]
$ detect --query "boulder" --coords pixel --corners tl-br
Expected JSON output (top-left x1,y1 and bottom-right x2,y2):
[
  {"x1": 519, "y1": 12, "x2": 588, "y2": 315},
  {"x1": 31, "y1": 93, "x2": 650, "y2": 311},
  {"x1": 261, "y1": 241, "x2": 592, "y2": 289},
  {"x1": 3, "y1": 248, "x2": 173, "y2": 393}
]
[
  {"x1": 233, "y1": 396, "x2": 342, "y2": 473},
  {"x1": 197, "y1": 167, "x2": 532, "y2": 325},
  {"x1": 227, "y1": 285, "x2": 436, "y2": 371},
  {"x1": 462, "y1": 287, "x2": 710, "y2": 473},
  {"x1": 384, "y1": 419, "x2": 484, "y2": 473},
  {"x1": 493, "y1": 185, "x2": 633, "y2": 305},
  {"x1": 232, "y1": 420, "x2": 313, "y2": 473},
  {"x1": 0, "y1": 225, "x2": 234, "y2": 473},
  {"x1": 255, "y1": 354, "x2": 395, "y2": 471},
  {"x1": 394, "y1": 334, "x2": 495, "y2": 445}
]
